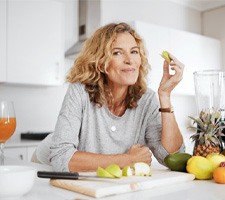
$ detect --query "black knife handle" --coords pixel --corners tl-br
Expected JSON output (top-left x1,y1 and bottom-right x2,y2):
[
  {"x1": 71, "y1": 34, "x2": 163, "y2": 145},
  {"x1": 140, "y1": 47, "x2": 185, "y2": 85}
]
[{"x1": 37, "y1": 171, "x2": 79, "y2": 180}]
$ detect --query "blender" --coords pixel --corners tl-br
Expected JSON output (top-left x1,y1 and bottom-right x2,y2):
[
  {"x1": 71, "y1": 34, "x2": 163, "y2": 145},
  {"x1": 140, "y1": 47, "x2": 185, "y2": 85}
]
[{"x1": 193, "y1": 70, "x2": 225, "y2": 147}]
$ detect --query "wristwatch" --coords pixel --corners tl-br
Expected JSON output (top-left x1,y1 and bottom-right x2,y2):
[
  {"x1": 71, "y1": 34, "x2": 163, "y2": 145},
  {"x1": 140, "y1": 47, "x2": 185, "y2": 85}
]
[{"x1": 159, "y1": 106, "x2": 174, "y2": 113}]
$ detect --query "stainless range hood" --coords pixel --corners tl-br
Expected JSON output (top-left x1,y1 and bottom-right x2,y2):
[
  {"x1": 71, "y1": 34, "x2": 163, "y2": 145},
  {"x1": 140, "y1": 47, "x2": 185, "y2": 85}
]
[{"x1": 65, "y1": 0, "x2": 101, "y2": 58}]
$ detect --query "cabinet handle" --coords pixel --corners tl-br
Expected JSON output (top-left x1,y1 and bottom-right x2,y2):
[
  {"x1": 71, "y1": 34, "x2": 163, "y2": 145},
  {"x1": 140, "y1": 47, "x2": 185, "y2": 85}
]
[
  {"x1": 19, "y1": 154, "x2": 23, "y2": 160},
  {"x1": 55, "y1": 62, "x2": 60, "y2": 80}
]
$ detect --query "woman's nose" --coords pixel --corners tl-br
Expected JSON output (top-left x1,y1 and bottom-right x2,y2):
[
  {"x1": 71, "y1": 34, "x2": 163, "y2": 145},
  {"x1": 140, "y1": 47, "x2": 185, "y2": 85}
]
[{"x1": 123, "y1": 53, "x2": 133, "y2": 65}]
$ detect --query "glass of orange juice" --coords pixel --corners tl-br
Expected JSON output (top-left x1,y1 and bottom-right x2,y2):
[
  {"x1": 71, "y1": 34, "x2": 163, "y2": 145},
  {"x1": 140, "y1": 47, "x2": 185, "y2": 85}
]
[{"x1": 0, "y1": 101, "x2": 16, "y2": 165}]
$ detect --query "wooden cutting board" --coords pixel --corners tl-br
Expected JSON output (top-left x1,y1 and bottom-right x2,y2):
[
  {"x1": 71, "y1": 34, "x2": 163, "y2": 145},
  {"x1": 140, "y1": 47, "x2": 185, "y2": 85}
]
[{"x1": 50, "y1": 169, "x2": 195, "y2": 198}]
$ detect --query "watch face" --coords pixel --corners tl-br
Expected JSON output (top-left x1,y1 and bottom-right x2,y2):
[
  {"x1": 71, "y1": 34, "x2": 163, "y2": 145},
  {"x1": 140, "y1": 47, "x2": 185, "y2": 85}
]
[{"x1": 171, "y1": 107, "x2": 174, "y2": 113}]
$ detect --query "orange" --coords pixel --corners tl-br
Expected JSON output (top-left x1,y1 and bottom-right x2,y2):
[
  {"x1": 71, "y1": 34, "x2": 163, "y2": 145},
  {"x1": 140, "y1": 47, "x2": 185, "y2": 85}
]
[{"x1": 213, "y1": 167, "x2": 225, "y2": 184}]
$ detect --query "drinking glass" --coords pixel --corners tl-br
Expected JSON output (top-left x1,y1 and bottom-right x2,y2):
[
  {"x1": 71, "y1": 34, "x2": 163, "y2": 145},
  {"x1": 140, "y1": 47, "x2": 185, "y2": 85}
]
[{"x1": 0, "y1": 101, "x2": 16, "y2": 165}]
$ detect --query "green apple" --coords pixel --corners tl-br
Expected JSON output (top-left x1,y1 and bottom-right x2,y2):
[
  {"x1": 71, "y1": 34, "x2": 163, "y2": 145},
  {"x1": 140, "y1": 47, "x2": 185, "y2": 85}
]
[
  {"x1": 105, "y1": 164, "x2": 122, "y2": 178},
  {"x1": 122, "y1": 166, "x2": 133, "y2": 177},
  {"x1": 134, "y1": 162, "x2": 151, "y2": 176},
  {"x1": 96, "y1": 167, "x2": 115, "y2": 178},
  {"x1": 161, "y1": 51, "x2": 171, "y2": 62},
  {"x1": 206, "y1": 153, "x2": 225, "y2": 171}
]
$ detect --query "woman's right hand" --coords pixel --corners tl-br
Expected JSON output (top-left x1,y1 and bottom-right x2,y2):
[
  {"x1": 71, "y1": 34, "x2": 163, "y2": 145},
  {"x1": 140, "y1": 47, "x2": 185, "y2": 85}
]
[{"x1": 127, "y1": 144, "x2": 152, "y2": 165}]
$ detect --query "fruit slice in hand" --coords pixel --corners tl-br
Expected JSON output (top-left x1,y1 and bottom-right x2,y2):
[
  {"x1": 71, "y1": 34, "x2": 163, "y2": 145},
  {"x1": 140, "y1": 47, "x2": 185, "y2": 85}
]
[
  {"x1": 161, "y1": 51, "x2": 171, "y2": 62},
  {"x1": 105, "y1": 164, "x2": 122, "y2": 178},
  {"x1": 122, "y1": 166, "x2": 133, "y2": 177},
  {"x1": 134, "y1": 162, "x2": 151, "y2": 176},
  {"x1": 97, "y1": 167, "x2": 115, "y2": 178}
]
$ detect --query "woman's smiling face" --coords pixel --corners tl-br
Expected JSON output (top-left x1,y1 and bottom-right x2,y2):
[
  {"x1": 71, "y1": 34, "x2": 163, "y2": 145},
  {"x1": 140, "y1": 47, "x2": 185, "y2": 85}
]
[{"x1": 106, "y1": 32, "x2": 141, "y2": 89}]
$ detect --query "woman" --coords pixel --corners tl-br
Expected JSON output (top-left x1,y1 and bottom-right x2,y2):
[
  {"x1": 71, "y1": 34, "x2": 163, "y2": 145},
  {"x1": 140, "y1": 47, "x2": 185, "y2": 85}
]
[{"x1": 35, "y1": 22, "x2": 185, "y2": 172}]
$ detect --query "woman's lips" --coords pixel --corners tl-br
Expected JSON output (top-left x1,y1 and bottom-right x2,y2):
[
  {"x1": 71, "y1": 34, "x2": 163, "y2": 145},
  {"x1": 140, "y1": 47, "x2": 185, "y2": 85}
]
[{"x1": 122, "y1": 68, "x2": 135, "y2": 72}]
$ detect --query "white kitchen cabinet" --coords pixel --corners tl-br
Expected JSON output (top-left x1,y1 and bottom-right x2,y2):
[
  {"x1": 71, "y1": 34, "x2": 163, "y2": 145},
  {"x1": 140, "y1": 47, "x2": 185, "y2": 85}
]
[
  {"x1": 5, "y1": 145, "x2": 37, "y2": 162},
  {"x1": 0, "y1": 0, "x2": 7, "y2": 82},
  {"x1": 5, "y1": 0, "x2": 64, "y2": 86},
  {"x1": 5, "y1": 134, "x2": 39, "y2": 162},
  {"x1": 27, "y1": 146, "x2": 37, "y2": 161},
  {"x1": 4, "y1": 147, "x2": 28, "y2": 161},
  {"x1": 133, "y1": 21, "x2": 222, "y2": 95}
]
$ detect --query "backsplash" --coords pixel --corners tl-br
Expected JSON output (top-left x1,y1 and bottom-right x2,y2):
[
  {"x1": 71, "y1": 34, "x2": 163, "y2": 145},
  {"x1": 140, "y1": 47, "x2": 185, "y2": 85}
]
[{"x1": 0, "y1": 83, "x2": 68, "y2": 134}]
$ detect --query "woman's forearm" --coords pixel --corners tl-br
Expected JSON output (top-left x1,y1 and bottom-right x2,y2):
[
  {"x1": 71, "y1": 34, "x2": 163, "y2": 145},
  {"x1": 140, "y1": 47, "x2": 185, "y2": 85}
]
[
  {"x1": 160, "y1": 112, "x2": 183, "y2": 152},
  {"x1": 68, "y1": 144, "x2": 152, "y2": 172},
  {"x1": 68, "y1": 151, "x2": 132, "y2": 172},
  {"x1": 159, "y1": 94, "x2": 183, "y2": 153}
]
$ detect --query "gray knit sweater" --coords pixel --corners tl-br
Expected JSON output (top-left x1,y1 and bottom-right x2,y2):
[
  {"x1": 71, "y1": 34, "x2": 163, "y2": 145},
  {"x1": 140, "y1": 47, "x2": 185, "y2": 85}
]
[{"x1": 36, "y1": 83, "x2": 185, "y2": 171}]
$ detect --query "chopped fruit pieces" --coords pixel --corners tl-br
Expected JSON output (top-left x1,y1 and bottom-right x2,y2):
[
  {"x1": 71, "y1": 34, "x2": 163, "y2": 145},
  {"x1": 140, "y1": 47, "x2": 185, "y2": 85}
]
[
  {"x1": 96, "y1": 162, "x2": 151, "y2": 178},
  {"x1": 122, "y1": 166, "x2": 133, "y2": 177},
  {"x1": 96, "y1": 167, "x2": 115, "y2": 178},
  {"x1": 134, "y1": 162, "x2": 151, "y2": 176},
  {"x1": 105, "y1": 164, "x2": 122, "y2": 178}
]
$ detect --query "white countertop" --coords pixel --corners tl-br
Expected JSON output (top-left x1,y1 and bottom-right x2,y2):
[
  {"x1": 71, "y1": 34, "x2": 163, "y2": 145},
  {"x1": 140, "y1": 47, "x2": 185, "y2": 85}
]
[{"x1": 4, "y1": 157, "x2": 225, "y2": 200}]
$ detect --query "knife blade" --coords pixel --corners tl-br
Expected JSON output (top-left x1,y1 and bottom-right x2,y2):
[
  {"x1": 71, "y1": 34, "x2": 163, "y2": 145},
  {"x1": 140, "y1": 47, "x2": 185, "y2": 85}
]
[{"x1": 37, "y1": 171, "x2": 115, "y2": 180}]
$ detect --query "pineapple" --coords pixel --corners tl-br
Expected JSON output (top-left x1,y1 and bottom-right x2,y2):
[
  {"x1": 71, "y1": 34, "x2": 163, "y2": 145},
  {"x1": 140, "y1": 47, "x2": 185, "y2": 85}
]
[{"x1": 189, "y1": 109, "x2": 225, "y2": 157}]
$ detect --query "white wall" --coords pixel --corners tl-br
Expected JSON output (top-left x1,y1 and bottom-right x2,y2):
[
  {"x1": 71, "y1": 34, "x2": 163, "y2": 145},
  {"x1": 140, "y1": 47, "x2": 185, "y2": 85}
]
[
  {"x1": 1, "y1": 0, "x2": 206, "y2": 153},
  {"x1": 202, "y1": 6, "x2": 225, "y2": 68},
  {"x1": 101, "y1": 0, "x2": 202, "y2": 34},
  {"x1": 0, "y1": 84, "x2": 68, "y2": 133}
]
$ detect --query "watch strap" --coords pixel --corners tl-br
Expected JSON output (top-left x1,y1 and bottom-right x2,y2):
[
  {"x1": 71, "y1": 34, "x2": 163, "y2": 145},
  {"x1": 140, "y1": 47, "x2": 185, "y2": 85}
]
[{"x1": 159, "y1": 107, "x2": 174, "y2": 113}]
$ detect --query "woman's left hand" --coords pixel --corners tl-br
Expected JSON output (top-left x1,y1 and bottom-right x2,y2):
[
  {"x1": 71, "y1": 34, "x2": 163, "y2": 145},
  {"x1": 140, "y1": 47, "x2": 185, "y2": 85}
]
[{"x1": 158, "y1": 53, "x2": 184, "y2": 97}]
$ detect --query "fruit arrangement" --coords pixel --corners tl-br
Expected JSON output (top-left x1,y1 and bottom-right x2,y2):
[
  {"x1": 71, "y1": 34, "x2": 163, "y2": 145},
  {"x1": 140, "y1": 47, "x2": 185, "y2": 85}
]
[
  {"x1": 164, "y1": 152, "x2": 225, "y2": 183},
  {"x1": 96, "y1": 162, "x2": 151, "y2": 178}
]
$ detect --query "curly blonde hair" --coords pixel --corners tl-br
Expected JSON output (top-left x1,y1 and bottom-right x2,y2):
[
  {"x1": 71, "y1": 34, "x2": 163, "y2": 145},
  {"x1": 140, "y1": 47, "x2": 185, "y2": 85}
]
[{"x1": 67, "y1": 22, "x2": 150, "y2": 108}]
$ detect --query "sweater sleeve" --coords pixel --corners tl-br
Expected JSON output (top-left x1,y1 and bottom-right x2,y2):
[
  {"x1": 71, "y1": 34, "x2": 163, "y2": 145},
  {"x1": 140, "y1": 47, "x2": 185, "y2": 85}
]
[{"x1": 50, "y1": 83, "x2": 84, "y2": 171}]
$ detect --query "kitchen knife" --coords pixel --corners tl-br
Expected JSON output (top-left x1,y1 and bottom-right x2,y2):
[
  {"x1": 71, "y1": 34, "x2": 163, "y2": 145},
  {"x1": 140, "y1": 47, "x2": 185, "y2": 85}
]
[{"x1": 37, "y1": 171, "x2": 115, "y2": 180}]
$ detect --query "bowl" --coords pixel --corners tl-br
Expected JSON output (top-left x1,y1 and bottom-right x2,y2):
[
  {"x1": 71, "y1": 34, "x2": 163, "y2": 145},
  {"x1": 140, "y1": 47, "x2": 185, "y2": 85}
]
[{"x1": 0, "y1": 165, "x2": 36, "y2": 199}]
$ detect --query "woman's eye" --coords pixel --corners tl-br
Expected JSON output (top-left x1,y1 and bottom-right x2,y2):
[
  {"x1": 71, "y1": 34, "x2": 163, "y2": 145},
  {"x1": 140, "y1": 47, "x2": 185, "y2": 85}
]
[
  {"x1": 131, "y1": 50, "x2": 139, "y2": 54},
  {"x1": 113, "y1": 51, "x2": 122, "y2": 55}
]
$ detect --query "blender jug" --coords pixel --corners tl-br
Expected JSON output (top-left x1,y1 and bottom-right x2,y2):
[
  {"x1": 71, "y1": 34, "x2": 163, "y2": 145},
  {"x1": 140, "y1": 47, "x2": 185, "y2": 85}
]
[
  {"x1": 193, "y1": 70, "x2": 225, "y2": 115},
  {"x1": 194, "y1": 70, "x2": 225, "y2": 146}
]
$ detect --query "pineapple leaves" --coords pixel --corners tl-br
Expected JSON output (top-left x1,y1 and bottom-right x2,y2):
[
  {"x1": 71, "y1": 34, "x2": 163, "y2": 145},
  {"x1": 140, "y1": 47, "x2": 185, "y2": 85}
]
[
  {"x1": 188, "y1": 109, "x2": 225, "y2": 147},
  {"x1": 210, "y1": 136, "x2": 220, "y2": 146},
  {"x1": 188, "y1": 116, "x2": 205, "y2": 131}
]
